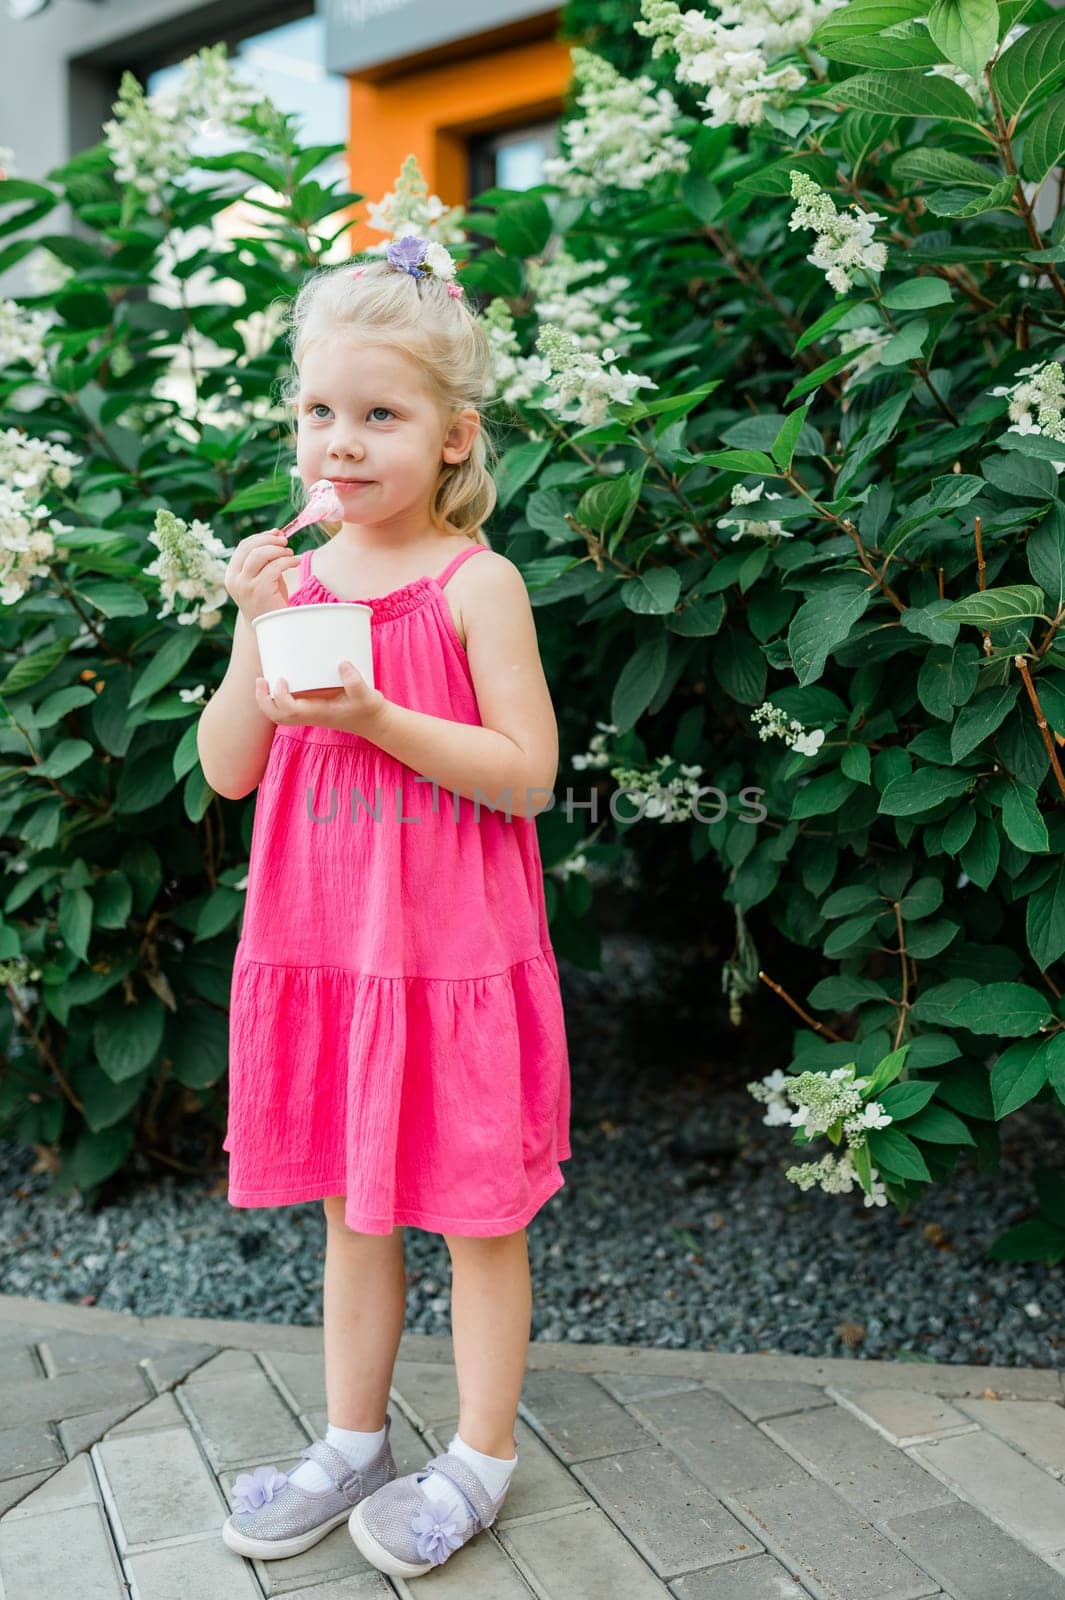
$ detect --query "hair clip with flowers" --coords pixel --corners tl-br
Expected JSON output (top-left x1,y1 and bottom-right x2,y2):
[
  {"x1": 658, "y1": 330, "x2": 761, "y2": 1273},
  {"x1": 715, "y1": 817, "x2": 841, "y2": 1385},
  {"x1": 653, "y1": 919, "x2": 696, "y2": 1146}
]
[{"x1": 387, "y1": 234, "x2": 464, "y2": 295}]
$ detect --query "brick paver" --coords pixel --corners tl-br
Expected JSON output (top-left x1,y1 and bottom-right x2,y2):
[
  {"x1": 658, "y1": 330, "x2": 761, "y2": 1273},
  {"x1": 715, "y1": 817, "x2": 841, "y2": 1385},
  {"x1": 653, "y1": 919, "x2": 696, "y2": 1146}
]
[{"x1": 2, "y1": 1293, "x2": 1065, "y2": 1599}]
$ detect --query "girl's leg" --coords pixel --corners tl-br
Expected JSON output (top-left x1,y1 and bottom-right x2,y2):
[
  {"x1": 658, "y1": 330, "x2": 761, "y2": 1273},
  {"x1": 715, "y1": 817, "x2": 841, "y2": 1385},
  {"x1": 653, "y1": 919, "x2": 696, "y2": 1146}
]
[
  {"x1": 443, "y1": 1227, "x2": 531, "y2": 1459},
  {"x1": 322, "y1": 1195, "x2": 407, "y2": 1429}
]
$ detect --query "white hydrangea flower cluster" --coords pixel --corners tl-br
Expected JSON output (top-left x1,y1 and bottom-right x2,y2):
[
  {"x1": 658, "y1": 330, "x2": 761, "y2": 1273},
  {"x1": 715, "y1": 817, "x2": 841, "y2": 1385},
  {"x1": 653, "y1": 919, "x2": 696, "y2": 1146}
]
[
  {"x1": 535, "y1": 324, "x2": 657, "y2": 426},
  {"x1": 480, "y1": 299, "x2": 553, "y2": 407},
  {"x1": 785, "y1": 1149, "x2": 889, "y2": 1206},
  {"x1": 635, "y1": 0, "x2": 846, "y2": 128},
  {"x1": 542, "y1": 48, "x2": 689, "y2": 197},
  {"x1": 571, "y1": 720, "x2": 621, "y2": 771},
  {"x1": 750, "y1": 701, "x2": 825, "y2": 758},
  {"x1": 989, "y1": 360, "x2": 1065, "y2": 445},
  {"x1": 365, "y1": 154, "x2": 467, "y2": 247},
  {"x1": 527, "y1": 250, "x2": 643, "y2": 355},
  {"x1": 719, "y1": 480, "x2": 792, "y2": 541},
  {"x1": 788, "y1": 172, "x2": 889, "y2": 294},
  {"x1": 928, "y1": 22, "x2": 1026, "y2": 108},
  {"x1": 0, "y1": 429, "x2": 81, "y2": 606},
  {"x1": 748, "y1": 1065, "x2": 892, "y2": 1207},
  {"x1": 482, "y1": 251, "x2": 646, "y2": 413},
  {"x1": 103, "y1": 44, "x2": 264, "y2": 215},
  {"x1": 0, "y1": 427, "x2": 81, "y2": 495},
  {"x1": 145, "y1": 508, "x2": 230, "y2": 630},
  {"x1": 0, "y1": 486, "x2": 66, "y2": 607},
  {"x1": 609, "y1": 753, "x2": 707, "y2": 821},
  {"x1": 0, "y1": 297, "x2": 52, "y2": 376}
]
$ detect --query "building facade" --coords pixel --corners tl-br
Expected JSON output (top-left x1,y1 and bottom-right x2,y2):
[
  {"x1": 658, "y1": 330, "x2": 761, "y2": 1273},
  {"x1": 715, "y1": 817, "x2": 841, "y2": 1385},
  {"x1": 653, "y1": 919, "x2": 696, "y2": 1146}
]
[{"x1": 0, "y1": 0, "x2": 567, "y2": 283}]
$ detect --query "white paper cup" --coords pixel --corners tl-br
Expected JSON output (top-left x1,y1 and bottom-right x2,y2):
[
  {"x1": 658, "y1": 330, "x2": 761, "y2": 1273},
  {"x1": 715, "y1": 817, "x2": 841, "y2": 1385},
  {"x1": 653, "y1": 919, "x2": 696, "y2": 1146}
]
[{"x1": 252, "y1": 602, "x2": 374, "y2": 696}]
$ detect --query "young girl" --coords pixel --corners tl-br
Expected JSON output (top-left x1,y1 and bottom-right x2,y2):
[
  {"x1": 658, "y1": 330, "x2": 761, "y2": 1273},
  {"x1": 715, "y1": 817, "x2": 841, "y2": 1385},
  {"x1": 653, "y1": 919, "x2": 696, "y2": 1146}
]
[{"x1": 197, "y1": 235, "x2": 572, "y2": 1579}]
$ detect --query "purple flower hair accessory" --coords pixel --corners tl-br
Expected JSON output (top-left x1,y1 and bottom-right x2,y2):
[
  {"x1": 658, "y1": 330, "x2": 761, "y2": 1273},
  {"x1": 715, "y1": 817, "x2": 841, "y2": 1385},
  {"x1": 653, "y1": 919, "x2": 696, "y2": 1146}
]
[
  {"x1": 231, "y1": 1464, "x2": 289, "y2": 1515},
  {"x1": 386, "y1": 234, "x2": 431, "y2": 278},
  {"x1": 411, "y1": 1503, "x2": 466, "y2": 1565}
]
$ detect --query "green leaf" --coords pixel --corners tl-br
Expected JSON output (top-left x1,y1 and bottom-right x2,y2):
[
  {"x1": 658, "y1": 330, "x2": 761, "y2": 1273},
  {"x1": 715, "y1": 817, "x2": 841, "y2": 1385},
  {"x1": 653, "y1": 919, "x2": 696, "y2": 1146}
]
[
  {"x1": 811, "y1": 0, "x2": 928, "y2": 47},
  {"x1": 927, "y1": 0, "x2": 998, "y2": 79},
  {"x1": 830, "y1": 68, "x2": 985, "y2": 123},
  {"x1": 949, "y1": 982, "x2": 1054, "y2": 1035},
  {"x1": 1021, "y1": 92, "x2": 1065, "y2": 184},
  {"x1": 987, "y1": 1219, "x2": 1065, "y2": 1264},
  {"x1": 168, "y1": 1004, "x2": 230, "y2": 1088},
  {"x1": 58, "y1": 885, "x2": 93, "y2": 964},
  {"x1": 878, "y1": 1079, "x2": 939, "y2": 1119},
  {"x1": 795, "y1": 298, "x2": 863, "y2": 354},
  {"x1": 611, "y1": 633, "x2": 669, "y2": 733},
  {"x1": 770, "y1": 402, "x2": 813, "y2": 472},
  {"x1": 878, "y1": 766, "x2": 973, "y2": 816},
  {"x1": 172, "y1": 722, "x2": 201, "y2": 782},
  {"x1": 0, "y1": 638, "x2": 72, "y2": 694},
  {"x1": 902, "y1": 1103, "x2": 976, "y2": 1144},
  {"x1": 63, "y1": 1123, "x2": 134, "y2": 1190},
  {"x1": 866, "y1": 1125, "x2": 933, "y2": 1181},
  {"x1": 30, "y1": 739, "x2": 94, "y2": 780},
  {"x1": 990, "y1": 1037, "x2": 1049, "y2": 1116},
  {"x1": 820, "y1": 21, "x2": 946, "y2": 69},
  {"x1": 879, "y1": 317, "x2": 929, "y2": 367},
  {"x1": 221, "y1": 473, "x2": 294, "y2": 515},
  {"x1": 496, "y1": 195, "x2": 552, "y2": 258},
  {"x1": 881, "y1": 278, "x2": 954, "y2": 310},
  {"x1": 129, "y1": 628, "x2": 202, "y2": 708},
  {"x1": 713, "y1": 631, "x2": 767, "y2": 705},
  {"x1": 622, "y1": 568, "x2": 682, "y2": 616},
  {"x1": 998, "y1": 775, "x2": 1050, "y2": 853},
  {"x1": 1026, "y1": 858, "x2": 1065, "y2": 970},
  {"x1": 788, "y1": 579, "x2": 873, "y2": 686},
  {"x1": 791, "y1": 772, "x2": 859, "y2": 820},
  {"x1": 891, "y1": 148, "x2": 1003, "y2": 188},
  {"x1": 666, "y1": 594, "x2": 726, "y2": 636},
  {"x1": 939, "y1": 584, "x2": 1046, "y2": 628},
  {"x1": 960, "y1": 813, "x2": 1000, "y2": 889},
  {"x1": 494, "y1": 439, "x2": 552, "y2": 510},
  {"x1": 950, "y1": 682, "x2": 1019, "y2": 761},
  {"x1": 985, "y1": 452, "x2": 1060, "y2": 504},
  {"x1": 991, "y1": 13, "x2": 1065, "y2": 118},
  {"x1": 697, "y1": 448, "x2": 778, "y2": 475},
  {"x1": 1027, "y1": 509, "x2": 1065, "y2": 613},
  {"x1": 93, "y1": 995, "x2": 166, "y2": 1083}
]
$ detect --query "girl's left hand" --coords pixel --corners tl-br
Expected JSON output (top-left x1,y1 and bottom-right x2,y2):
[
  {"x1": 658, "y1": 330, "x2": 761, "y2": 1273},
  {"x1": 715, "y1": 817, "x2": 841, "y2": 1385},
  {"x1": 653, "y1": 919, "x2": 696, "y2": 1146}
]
[{"x1": 255, "y1": 662, "x2": 391, "y2": 739}]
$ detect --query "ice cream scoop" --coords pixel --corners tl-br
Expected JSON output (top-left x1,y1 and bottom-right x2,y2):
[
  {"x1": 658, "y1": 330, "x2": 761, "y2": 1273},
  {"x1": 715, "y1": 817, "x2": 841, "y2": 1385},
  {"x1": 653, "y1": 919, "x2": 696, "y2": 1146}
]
[{"x1": 277, "y1": 478, "x2": 345, "y2": 538}]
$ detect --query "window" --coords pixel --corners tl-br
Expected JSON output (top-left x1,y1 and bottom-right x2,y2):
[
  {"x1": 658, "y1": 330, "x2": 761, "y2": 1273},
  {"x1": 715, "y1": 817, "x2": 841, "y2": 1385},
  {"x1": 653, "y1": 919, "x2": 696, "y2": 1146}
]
[{"x1": 468, "y1": 118, "x2": 559, "y2": 197}]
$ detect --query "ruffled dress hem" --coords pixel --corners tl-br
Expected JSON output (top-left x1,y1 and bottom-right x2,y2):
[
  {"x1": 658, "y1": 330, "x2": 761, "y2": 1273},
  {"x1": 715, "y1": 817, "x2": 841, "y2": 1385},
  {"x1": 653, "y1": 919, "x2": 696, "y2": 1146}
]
[{"x1": 227, "y1": 1161, "x2": 570, "y2": 1236}]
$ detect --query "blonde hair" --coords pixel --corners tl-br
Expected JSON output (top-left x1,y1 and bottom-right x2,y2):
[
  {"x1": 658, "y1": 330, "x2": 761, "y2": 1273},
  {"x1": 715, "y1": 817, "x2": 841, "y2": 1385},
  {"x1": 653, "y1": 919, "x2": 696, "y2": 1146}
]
[{"x1": 280, "y1": 257, "x2": 498, "y2": 544}]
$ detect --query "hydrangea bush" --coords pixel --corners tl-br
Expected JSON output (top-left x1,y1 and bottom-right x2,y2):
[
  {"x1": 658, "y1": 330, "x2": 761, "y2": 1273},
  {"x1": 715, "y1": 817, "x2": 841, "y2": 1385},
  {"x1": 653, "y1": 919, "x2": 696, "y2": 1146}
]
[{"x1": 458, "y1": 0, "x2": 1065, "y2": 1260}]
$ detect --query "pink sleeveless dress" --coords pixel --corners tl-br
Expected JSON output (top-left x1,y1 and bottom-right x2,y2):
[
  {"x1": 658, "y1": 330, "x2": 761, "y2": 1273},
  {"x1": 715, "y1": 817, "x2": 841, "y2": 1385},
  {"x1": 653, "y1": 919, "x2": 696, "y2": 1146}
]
[{"x1": 224, "y1": 540, "x2": 572, "y2": 1236}]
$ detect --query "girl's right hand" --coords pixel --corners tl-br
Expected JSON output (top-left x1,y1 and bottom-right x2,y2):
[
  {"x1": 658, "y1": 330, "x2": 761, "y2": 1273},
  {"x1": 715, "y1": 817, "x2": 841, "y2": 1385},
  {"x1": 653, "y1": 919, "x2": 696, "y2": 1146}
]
[{"x1": 225, "y1": 530, "x2": 300, "y2": 622}]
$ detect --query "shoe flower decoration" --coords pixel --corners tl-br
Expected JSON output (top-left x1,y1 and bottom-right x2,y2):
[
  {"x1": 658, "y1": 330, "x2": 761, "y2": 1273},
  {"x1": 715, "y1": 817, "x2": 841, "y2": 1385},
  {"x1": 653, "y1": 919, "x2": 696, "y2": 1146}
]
[
  {"x1": 230, "y1": 1464, "x2": 289, "y2": 1514},
  {"x1": 411, "y1": 1502, "x2": 467, "y2": 1564}
]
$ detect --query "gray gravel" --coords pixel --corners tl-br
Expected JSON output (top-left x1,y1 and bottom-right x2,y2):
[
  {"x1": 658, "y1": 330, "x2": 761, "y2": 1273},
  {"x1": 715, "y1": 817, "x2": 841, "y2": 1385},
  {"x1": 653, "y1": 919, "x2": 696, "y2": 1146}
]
[{"x1": 1, "y1": 934, "x2": 1062, "y2": 1367}]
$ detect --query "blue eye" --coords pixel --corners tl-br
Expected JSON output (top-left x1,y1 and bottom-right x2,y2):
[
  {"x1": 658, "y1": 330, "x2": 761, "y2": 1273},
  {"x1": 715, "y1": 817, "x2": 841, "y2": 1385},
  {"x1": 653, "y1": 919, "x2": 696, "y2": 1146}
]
[
  {"x1": 370, "y1": 406, "x2": 394, "y2": 422},
  {"x1": 310, "y1": 403, "x2": 331, "y2": 419}
]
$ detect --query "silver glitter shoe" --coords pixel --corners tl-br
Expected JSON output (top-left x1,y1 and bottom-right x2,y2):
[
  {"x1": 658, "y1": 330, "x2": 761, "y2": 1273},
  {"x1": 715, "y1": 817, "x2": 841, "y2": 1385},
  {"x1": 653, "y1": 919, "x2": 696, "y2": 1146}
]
[
  {"x1": 348, "y1": 1448, "x2": 509, "y2": 1578},
  {"x1": 221, "y1": 1418, "x2": 397, "y2": 1561}
]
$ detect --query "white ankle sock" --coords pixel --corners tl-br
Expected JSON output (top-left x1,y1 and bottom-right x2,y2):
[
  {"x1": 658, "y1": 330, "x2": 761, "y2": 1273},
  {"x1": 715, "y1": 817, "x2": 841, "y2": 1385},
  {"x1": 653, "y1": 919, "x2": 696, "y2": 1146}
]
[
  {"x1": 288, "y1": 1420, "x2": 387, "y2": 1493},
  {"x1": 419, "y1": 1432, "x2": 518, "y2": 1530}
]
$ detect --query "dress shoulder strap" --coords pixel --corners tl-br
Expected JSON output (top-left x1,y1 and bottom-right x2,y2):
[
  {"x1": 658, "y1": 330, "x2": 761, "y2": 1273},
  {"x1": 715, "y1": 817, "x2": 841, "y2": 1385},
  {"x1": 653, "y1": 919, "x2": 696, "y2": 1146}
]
[{"x1": 435, "y1": 543, "x2": 491, "y2": 590}]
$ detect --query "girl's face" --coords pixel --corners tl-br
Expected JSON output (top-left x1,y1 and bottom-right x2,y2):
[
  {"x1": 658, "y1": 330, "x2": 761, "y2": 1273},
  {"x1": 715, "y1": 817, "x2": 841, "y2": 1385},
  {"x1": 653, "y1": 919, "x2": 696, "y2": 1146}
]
[{"x1": 295, "y1": 337, "x2": 479, "y2": 540}]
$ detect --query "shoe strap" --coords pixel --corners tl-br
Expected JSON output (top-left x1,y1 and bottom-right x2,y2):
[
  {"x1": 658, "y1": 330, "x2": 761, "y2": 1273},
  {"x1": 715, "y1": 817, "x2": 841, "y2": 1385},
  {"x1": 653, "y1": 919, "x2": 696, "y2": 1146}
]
[
  {"x1": 423, "y1": 1452, "x2": 498, "y2": 1530},
  {"x1": 299, "y1": 1439, "x2": 368, "y2": 1504}
]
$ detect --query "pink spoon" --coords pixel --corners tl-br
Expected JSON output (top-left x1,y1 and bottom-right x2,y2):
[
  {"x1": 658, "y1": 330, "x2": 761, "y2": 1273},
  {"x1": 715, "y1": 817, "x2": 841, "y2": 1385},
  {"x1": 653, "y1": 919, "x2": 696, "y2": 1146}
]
[{"x1": 277, "y1": 477, "x2": 345, "y2": 538}]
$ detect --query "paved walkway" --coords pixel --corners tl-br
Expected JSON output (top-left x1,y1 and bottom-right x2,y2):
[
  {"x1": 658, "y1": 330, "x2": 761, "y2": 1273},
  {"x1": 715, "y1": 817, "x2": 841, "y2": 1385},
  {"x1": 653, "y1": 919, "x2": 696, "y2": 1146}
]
[{"x1": 2, "y1": 1294, "x2": 1065, "y2": 1599}]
